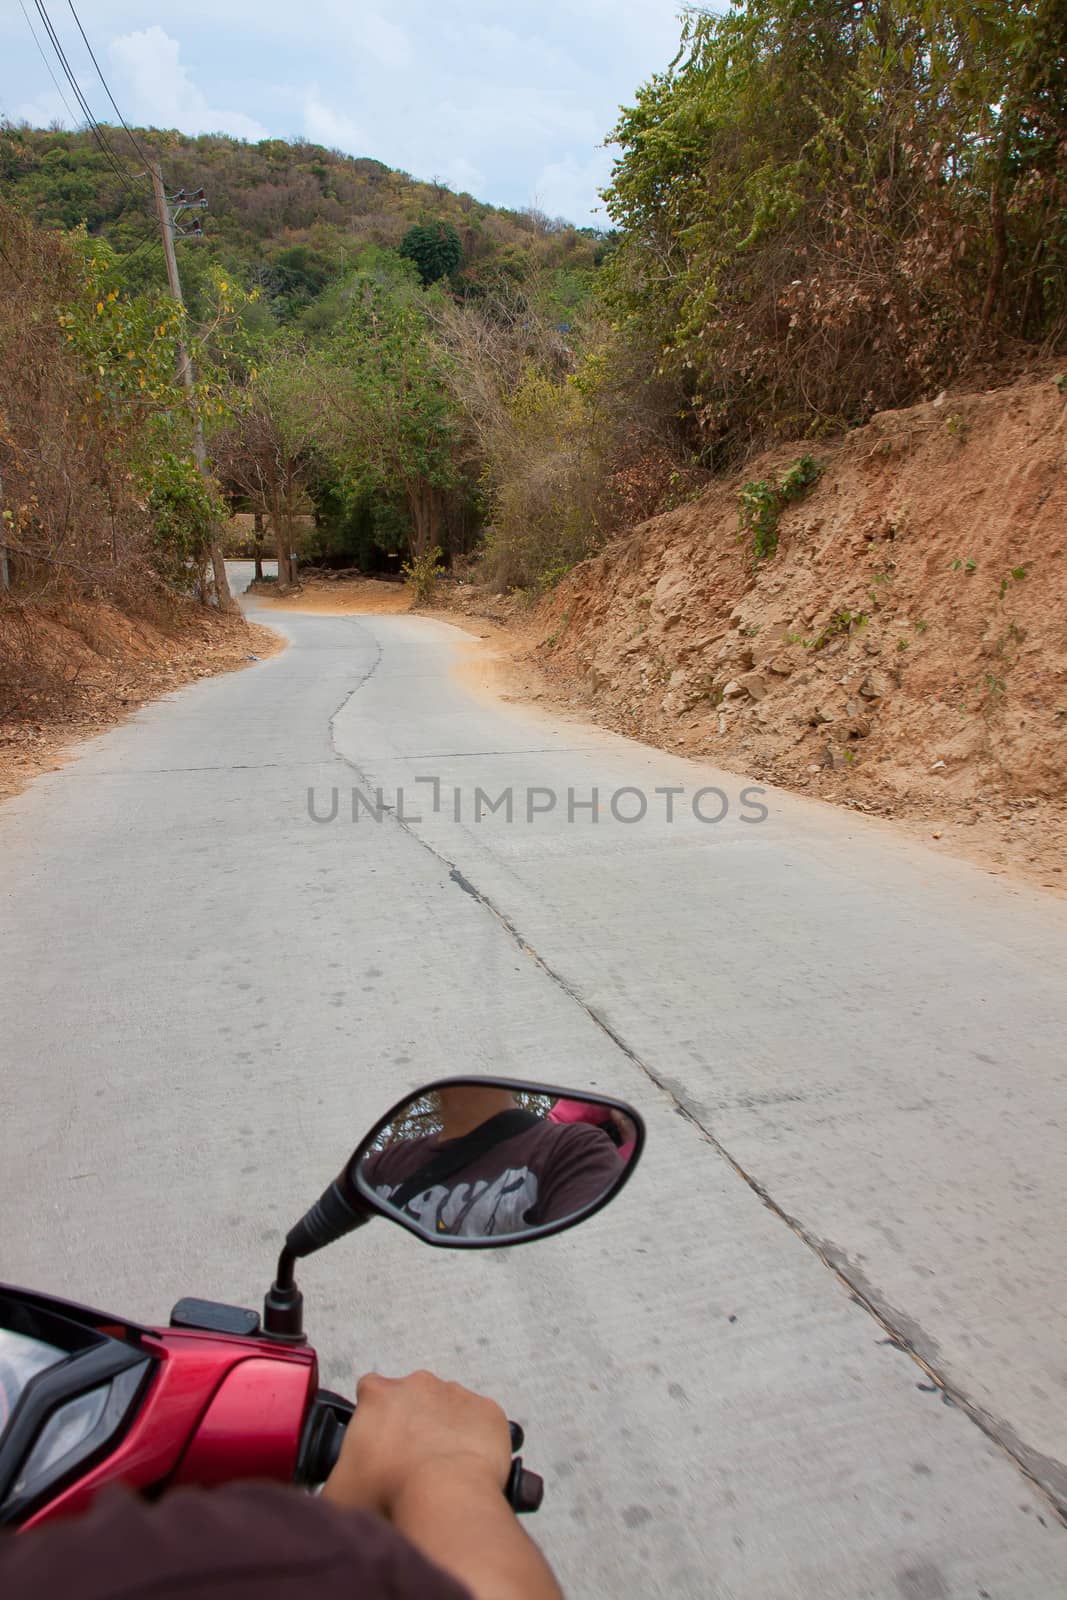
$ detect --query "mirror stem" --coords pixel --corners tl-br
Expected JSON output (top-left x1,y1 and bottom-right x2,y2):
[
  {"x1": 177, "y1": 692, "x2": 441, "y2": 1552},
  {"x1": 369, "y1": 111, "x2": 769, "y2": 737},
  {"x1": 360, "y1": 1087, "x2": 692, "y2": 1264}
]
[
  {"x1": 262, "y1": 1248, "x2": 306, "y2": 1342},
  {"x1": 275, "y1": 1247, "x2": 297, "y2": 1292}
]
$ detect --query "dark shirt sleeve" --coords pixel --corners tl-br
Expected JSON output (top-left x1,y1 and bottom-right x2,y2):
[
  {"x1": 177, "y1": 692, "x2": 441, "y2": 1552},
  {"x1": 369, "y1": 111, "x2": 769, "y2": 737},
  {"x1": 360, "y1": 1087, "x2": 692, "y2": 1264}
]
[
  {"x1": 536, "y1": 1123, "x2": 623, "y2": 1225},
  {"x1": 0, "y1": 1483, "x2": 472, "y2": 1600}
]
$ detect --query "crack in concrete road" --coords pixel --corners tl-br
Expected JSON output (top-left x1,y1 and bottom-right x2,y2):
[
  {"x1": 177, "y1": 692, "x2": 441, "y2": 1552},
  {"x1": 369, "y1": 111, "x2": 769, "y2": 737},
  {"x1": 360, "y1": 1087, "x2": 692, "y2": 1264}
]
[{"x1": 325, "y1": 616, "x2": 1067, "y2": 1528}]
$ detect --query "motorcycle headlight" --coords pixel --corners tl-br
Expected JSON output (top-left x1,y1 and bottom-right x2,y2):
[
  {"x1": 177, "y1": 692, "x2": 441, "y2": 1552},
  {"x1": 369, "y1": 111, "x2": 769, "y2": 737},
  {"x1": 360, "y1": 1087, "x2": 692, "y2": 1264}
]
[{"x1": 10, "y1": 1384, "x2": 110, "y2": 1500}]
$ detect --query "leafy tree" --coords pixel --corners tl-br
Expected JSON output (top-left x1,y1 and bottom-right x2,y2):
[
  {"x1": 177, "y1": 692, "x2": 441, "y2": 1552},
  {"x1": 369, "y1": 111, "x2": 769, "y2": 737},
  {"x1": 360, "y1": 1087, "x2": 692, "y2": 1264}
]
[
  {"x1": 0, "y1": 202, "x2": 238, "y2": 620},
  {"x1": 399, "y1": 222, "x2": 463, "y2": 285},
  {"x1": 212, "y1": 340, "x2": 321, "y2": 587},
  {"x1": 305, "y1": 273, "x2": 467, "y2": 557},
  {"x1": 253, "y1": 244, "x2": 333, "y2": 320},
  {"x1": 604, "y1": 0, "x2": 1067, "y2": 455}
]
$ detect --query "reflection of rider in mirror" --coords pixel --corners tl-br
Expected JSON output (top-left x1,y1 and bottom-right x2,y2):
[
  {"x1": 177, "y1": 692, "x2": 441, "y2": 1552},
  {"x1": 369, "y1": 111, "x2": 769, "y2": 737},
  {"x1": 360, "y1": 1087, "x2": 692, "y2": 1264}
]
[{"x1": 360, "y1": 1086, "x2": 623, "y2": 1239}]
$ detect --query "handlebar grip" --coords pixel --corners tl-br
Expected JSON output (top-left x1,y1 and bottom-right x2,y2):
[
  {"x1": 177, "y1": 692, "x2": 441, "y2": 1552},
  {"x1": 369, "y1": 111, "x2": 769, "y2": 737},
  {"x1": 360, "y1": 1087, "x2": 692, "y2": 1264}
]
[
  {"x1": 505, "y1": 1457, "x2": 544, "y2": 1515},
  {"x1": 300, "y1": 1393, "x2": 543, "y2": 1513}
]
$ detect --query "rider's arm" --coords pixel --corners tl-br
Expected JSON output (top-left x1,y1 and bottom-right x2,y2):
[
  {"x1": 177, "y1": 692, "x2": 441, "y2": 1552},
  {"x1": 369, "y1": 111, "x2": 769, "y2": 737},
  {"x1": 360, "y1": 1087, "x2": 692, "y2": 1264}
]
[
  {"x1": 0, "y1": 1481, "x2": 471, "y2": 1600},
  {"x1": 535, "y1": 1123, "x2": 623, "y2": 1224},
  {"x1": 323, "y1": 1369, "x2": 564, "y2": 1600}
]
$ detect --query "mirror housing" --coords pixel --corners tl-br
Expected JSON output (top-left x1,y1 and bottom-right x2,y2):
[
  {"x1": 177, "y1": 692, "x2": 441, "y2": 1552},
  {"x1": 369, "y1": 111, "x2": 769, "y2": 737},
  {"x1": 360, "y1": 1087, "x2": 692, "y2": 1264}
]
[
  {"x1": 346, "y1": 1076, "x2": 643, "y2": 1249},
  {"x1": 264, "y1": 1076, "x2": 644, "y2": 1336}
]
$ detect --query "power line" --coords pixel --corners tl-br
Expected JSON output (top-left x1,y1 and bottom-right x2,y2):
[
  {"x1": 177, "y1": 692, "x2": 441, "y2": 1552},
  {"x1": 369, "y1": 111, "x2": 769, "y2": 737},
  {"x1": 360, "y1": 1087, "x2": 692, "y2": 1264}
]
[
  {"x1": 63, "y1": 0, "x2": 154, "y2": 175},
  {"x1": 119, "y1": 224, "x2": 162, "y2": 265},
  {"x1": 16, "y1": 0, "x2": 81, "y2": 131},
  {"x1": 32, "y1": 0, "x2": 137, "y2": 192},
  {"x1": 30, "y1": 0, "x2": 143, "y2": 201}
]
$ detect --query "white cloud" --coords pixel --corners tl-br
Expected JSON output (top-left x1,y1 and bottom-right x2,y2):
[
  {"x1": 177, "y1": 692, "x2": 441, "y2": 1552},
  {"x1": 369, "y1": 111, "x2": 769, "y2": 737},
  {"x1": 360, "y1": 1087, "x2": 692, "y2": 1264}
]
[
  {"x1": 319, "y1": 3, "x2": 411, "y2": 71},
  {"x1": 440, "y1": 155, "x2": 487, "y2": 197},
  {"x1": 532, "y1": 149, "x2": 613, "y2": 226},
  {"x1": 362, "y1": 12, "x2": 411, "y2": 70},
  {"x1": 437, "y1": 84, "x2": 599, "y2": 153},
  {"x1": 12, "y1": 89, "x2": 72, "y2": 128},
  {"x1": 108, "y1": 26, "x2": 268, "y2": 141},
  {"x1": 302, "y1": 94, "x2": 368, "y2": 154}
]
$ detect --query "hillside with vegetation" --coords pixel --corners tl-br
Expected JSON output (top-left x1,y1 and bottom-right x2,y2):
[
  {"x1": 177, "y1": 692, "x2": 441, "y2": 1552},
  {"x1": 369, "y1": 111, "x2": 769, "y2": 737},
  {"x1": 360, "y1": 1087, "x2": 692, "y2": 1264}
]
[
  {"x1": 1, "y1": 0, "x2": 1064, "y2": 845},
  {"x1": 0, "y1": 124, "x2": 605, "y2": 311}
]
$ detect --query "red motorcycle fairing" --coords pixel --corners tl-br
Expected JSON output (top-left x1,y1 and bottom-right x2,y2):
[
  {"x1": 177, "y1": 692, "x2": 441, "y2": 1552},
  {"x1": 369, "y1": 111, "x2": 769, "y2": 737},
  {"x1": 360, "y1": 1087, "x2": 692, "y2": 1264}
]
[{"x1": 21, "y1": 1328, "x2": 317, "y2": 1531}]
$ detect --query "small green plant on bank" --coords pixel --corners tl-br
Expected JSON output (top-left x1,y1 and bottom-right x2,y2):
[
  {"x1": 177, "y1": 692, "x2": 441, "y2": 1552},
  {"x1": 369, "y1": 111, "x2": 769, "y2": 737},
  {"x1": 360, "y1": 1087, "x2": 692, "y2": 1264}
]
[
  {"x1": 535, "y1": 560, "x2": 576, "y2": 594},
  {"x1": 980, "y1": 671, "x2": 1007, "y2": 707},
  {"x1": 866, "y1": 569, "x2": 893, "y2": 609},
  {"x1": 945, "y1": 413, "x2": 969, "y2": 441},
  {"x1": 951, "y1": 557, "x2": 977, "y2": 574},
  {"x1": 543, "y1": 608, "x2": 573, "y2": 651},
  {"x1": 737, "y1": 478, "x2": 780, "y2": 560},
  {"x1": 402, "y1": 544, "x2": 444, "y2": 605},
  {"x1": 777, "y1": 455, "x2": 824, "y2": 501},
  {"x1": 807, "y1": 608, "x2": 868, "y2": 651},
  {"x1": 695, "y1": 672, "x2": 724, "y2": 705},
  {"x1": 914, "y1": 619, "x2": 928, "y2": 633},
  {"x1": 998, "y1": 565, "x2": 1028, "y2": 600},
  {"x1": 738, "y1": 454, "x2": 823, "y2": 562}
]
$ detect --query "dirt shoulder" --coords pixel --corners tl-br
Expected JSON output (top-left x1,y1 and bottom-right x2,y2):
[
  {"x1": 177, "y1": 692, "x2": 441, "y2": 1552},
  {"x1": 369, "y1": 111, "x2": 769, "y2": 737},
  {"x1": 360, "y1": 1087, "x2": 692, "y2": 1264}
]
[{"x1": 0, "y1": 600, "x2": 283, "y2": 803}]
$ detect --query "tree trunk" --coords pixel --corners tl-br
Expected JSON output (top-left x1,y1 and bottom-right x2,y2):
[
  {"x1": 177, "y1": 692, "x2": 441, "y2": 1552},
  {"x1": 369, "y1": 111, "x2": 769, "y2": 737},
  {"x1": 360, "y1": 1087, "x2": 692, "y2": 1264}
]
[
  {"x1": 209, "y1": 539, "x2": 236, "y2": 613},
  {"x1": 407, "y1": 481, "x2": 441, "y2": 559},
  {"x1": 253, "y1": 511, "x2": 264, "y2": 583},
  {"x1": 284, "y1": 462, "x2": 299, "y2": 587},
  {"x1": 270, "y1": 495, "x2": 293, "y2": 588}
]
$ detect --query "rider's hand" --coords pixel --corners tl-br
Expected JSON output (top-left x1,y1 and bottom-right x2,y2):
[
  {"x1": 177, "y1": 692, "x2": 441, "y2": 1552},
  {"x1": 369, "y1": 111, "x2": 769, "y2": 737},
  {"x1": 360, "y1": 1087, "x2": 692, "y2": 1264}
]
[
  {"x1": 324, "y1": 1370, "x2": 562, "y2": 1600},
  {"x1": 323, "y1": 1369, "x2": 512, "y2": 1519}
]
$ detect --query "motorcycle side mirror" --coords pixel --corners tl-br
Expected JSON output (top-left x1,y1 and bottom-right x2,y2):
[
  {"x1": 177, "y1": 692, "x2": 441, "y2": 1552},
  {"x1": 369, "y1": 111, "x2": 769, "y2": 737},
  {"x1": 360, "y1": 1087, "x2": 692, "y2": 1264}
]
[
  {"x1": 263, "y1": 1077, "x2": 643, "y2": 1338},
  {"x1": 348, "y1": 1076, "x2": 643, "y2": 1248}
]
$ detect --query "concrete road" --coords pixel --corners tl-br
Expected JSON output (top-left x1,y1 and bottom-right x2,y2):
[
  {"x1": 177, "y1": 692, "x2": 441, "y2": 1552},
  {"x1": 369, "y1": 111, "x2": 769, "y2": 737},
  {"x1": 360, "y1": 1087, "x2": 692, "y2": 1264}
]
[{"x1": 1, "y1": 564, "x2": 1065, "y2": 1597}]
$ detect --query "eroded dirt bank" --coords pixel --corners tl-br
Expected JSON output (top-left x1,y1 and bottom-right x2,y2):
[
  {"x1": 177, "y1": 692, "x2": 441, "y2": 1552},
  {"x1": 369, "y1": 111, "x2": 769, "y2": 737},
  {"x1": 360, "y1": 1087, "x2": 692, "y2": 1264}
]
[{"x1": 529, "y1": 370, "x2": 1066, "y2": 889}]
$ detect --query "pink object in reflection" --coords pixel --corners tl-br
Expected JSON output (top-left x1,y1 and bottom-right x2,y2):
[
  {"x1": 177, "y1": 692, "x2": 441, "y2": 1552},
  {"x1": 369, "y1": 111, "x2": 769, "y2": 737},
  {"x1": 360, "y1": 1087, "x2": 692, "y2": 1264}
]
[{"x1": 548, "y1": 1098, "x2": 636, "y2": 1163}]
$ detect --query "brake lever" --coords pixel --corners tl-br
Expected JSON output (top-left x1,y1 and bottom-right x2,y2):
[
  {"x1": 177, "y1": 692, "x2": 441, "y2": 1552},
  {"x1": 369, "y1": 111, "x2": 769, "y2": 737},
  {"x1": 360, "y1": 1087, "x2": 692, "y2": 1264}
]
[
  {"x1": 506, "y1": 1455, "x2": 545, "y2": 1514},
  {"x1": 506, "y1": 1421, "x2": 543, "y2": 1514}
]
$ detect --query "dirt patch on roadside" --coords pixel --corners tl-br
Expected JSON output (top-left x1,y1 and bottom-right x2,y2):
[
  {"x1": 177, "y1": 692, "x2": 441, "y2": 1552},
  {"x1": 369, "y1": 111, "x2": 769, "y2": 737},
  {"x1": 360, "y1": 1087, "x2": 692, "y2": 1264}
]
[
  {"x1": 0, "y1": 601, "x2": 283, "y2": 803},
  {"x1": 250, "y1": 576, "x2": 414, "y2": 615}
]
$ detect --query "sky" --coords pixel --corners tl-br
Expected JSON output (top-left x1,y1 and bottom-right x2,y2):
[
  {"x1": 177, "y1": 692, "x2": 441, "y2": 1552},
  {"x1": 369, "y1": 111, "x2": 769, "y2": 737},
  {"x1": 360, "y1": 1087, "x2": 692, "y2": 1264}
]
[{"x1": 0, "y1": 1, "x2": 687, "y2": 224}]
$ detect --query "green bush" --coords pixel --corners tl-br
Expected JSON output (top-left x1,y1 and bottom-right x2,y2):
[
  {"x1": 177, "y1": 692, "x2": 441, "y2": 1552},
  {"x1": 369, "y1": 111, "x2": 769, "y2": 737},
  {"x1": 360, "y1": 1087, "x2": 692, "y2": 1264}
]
[
  {"x1": 144, "y1": 454, "x2": 221, "y2": 589},
  {"x1": 402, "y1": 544, "x2": 444, "y2": 605}
]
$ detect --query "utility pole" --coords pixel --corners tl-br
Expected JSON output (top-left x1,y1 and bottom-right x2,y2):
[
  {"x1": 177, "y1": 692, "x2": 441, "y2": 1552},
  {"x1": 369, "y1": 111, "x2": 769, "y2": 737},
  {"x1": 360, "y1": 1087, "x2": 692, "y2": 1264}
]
[
  {"x1": 0, "y1": 471, "x2": 9, "y2": 594},
  {"x1": 150, "y1": 163, "x2": 236, "y2": 614}
]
